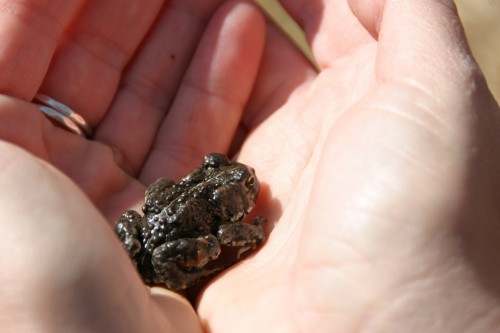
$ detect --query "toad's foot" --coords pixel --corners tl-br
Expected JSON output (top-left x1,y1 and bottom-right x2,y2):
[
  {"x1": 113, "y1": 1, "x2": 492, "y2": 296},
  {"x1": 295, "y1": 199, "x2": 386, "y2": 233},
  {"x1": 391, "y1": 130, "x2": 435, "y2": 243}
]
[{"x1": 217, "y1": 216, "x2": 266, "y2": 259}]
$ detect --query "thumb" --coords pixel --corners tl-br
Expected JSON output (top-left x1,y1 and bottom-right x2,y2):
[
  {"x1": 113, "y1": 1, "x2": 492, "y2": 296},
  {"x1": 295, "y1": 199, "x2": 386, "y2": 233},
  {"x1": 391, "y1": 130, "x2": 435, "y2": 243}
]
[{"x1": 351, "y1": 0, "x2": 477, "y2": 88}]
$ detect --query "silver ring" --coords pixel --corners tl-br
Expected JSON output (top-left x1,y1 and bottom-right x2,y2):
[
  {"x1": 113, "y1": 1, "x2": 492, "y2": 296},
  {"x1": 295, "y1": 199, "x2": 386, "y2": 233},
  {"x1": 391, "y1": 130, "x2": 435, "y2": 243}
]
[{"x1": 33, "y1": 93, "x2": 93, "y2": 138}]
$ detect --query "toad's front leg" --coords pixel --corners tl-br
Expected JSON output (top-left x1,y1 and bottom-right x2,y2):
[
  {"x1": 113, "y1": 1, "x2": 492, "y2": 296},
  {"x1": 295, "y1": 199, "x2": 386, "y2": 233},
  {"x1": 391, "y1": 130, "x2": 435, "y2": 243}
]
[
  {"x1": 217, "y1": 216, "x2": 266, "y2": 259},
  {"x1": 151, "y1": 234, "x2": 222, "y2": 290},
  {"x1": 115, "y1": 210, "x2": 144, "y2": 259}
]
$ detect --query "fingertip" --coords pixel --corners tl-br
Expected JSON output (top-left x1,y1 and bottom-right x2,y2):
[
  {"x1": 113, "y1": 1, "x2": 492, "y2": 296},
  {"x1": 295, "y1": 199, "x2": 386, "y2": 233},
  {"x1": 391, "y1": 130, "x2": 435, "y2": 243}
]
[
  {"x1": 373, "y1": 0, "x2": 477, "y2": 85},
  {"x1": 150, "y1": 287, "x2": 204, "y2": 333},
  {"x1": 348, "y1": 0, "x2": 386, "y2": 37}
]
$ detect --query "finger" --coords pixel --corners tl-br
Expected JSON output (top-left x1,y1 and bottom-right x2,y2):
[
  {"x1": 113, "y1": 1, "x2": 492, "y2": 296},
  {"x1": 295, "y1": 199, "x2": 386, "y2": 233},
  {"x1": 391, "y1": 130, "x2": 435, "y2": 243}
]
[
  {"x1": 0, "y1": 94, "x2": 141, "y2": 220},
  {"x1": 372, "y1": 0, "x2": 477, "y2": 87},
  {"x1": 151, "y1": 288, "x2": 205, "y2": 333},
  {"x1": 347, "y1": 0, "x2": 385, "y2": 37},
  {"x1": 277, "y1": 0, "x2": 375, "y2": 67},
  {"x1": 244, "y1": 17, "x2": 318, "y2": 125},
  {"x1": 95, "y1": 0, "x2": 225, "y2": 175},
  {"x1": 140, "y1": 0, "x2": 265, "y2": 182},
  {"x1": 38, "y1": 0, "x2": 164, "y2": 126},
  {"x1": 0, "y1": 0, "x2": 82, "y2": 99}
]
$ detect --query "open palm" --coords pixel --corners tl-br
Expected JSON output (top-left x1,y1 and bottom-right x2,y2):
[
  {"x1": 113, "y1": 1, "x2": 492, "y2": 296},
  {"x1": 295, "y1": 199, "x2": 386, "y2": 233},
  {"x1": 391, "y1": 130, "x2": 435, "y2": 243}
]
[{"x1": 2, "y1": 0, "x2": 500, "y2": 332}]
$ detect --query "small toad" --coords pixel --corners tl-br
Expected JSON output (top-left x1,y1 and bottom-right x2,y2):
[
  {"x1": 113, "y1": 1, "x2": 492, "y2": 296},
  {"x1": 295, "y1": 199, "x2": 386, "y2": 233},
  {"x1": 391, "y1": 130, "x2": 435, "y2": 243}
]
[{"x1": 115, "y1": 153, "x2": 266, "y2": 290}]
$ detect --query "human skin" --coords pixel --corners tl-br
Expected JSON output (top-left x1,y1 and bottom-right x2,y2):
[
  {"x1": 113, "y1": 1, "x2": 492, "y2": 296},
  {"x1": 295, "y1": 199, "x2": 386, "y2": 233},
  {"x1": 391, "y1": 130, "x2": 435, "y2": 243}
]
[{"x1": 1, "y1": 0, "x2": 500, "y2": 332}]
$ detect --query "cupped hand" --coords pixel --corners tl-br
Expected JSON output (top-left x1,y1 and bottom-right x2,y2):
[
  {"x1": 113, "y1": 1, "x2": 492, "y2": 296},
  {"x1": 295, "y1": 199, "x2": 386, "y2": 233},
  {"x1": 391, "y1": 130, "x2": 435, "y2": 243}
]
[
  {"x1": 0, "y1": 0, "x2": 266, "y2": 216},
  {"x1": 197, "y1": 0, "x2": 500, "y2": 332},
  {"x1": 0, "y1": 0, "x2": 265, "y2": 332},
  {"x1": 2, "y1": 0, "x2": 500, "y2": 332}
]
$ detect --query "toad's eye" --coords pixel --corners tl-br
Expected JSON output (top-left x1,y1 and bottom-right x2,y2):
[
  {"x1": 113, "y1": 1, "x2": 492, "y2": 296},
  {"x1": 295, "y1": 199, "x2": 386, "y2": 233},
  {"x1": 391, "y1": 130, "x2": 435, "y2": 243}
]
[{"x1": 245, "y1": 176, "x2": 255, "y2": 188}]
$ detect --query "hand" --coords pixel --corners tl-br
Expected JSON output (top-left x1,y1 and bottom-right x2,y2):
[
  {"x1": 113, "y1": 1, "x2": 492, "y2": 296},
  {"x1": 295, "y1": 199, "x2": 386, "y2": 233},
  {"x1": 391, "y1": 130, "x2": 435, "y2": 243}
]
[
  {"x1": 1, "y1": 1, "x2": 500, "y2": 333},
  {"x1": 197, "y1": 0, "x2": 500, "y2": 332},
  {"x1": 0, "y1": 0, "x2": 266, "y2": 210},
  {"x1": 0, "y1": 0, "x2": 264, "y2": 332}
]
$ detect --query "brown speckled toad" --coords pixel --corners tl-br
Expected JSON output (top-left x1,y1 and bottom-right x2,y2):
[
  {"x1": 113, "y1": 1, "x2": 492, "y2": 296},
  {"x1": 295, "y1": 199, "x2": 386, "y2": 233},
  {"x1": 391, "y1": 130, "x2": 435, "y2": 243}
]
[{"x1": 115, "y1": 153, "x2": 266, "y2": 290}]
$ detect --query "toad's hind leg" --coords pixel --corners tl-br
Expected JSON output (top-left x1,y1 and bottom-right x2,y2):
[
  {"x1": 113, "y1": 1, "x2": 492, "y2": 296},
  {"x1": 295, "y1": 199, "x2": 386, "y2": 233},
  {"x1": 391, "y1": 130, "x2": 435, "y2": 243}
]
[
  {"x1": 217, "y1": 216, "x2": 266, "y2": 259},
  {"x1": 151, "y1": 234, "x2": 222, "y2": 290}
]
